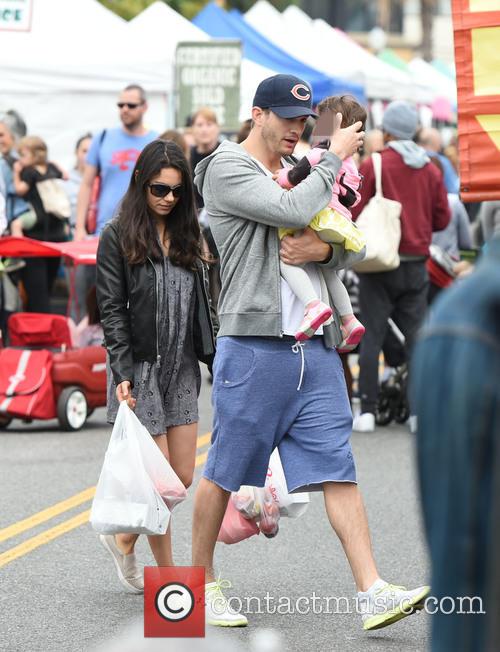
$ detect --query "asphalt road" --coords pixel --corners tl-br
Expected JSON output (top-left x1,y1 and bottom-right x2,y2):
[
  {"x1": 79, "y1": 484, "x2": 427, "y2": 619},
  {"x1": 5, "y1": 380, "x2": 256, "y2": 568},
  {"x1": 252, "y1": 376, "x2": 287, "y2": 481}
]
[{"x1": 0, "y1": 367, "x2": 430, "y2": 652}]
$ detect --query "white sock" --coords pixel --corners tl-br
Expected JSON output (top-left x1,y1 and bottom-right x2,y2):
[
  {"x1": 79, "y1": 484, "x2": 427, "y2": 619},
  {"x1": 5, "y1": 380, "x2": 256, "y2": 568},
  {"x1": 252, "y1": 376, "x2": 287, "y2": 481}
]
[{"x1": 358, "y1": 578, "x2": 387, "y2": 596}]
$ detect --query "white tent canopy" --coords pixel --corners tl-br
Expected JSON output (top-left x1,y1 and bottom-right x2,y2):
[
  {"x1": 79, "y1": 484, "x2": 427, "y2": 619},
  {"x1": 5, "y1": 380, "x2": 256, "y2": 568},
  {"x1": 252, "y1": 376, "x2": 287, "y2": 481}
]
[
  {"x1": 245, "y1": 1, "x2": 423, "y2": 102},
  {"x1": 0, "y1": 0, "x2": 172, "y2": 167},
  {"x1": 127, "y1": 1, "x2": 277, "y2": 121},
  {"x1": 408, "y1": 58, "x2": 457, "y2": 105}
]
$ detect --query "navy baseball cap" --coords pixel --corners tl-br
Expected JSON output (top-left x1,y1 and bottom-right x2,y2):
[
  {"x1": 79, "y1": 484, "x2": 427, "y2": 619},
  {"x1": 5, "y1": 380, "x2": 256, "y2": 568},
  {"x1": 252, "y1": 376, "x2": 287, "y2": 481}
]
[{"x1": 252, "y1": 74, "x2": 317, "y2": 119}]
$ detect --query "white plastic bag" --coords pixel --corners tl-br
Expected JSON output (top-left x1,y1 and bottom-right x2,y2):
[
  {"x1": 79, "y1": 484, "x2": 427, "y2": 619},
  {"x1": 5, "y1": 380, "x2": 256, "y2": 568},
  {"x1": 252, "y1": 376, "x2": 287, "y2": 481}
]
[
  {"x1": 90, "y1": 402, "x2": 186, "y2": 535},
  {"x1": 232, "y1": 486, "x2": 280, "y2": 538},
  {"x1": 265, "y1": 449, "x2": 310, "y2": 519}
]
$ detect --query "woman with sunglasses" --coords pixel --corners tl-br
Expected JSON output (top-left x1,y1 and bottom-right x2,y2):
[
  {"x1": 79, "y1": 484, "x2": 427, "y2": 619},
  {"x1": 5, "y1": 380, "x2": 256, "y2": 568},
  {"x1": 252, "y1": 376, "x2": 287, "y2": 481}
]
[{"x1": 96, "y1": 139, "x2": 216, "y2": 590}]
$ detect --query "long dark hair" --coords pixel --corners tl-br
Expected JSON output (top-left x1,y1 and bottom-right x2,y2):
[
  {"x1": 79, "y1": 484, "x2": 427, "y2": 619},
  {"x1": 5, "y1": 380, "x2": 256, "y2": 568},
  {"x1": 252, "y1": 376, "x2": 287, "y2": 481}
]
[{"x1": 117, "y1": 139, "x2": 201, "y2": 269}]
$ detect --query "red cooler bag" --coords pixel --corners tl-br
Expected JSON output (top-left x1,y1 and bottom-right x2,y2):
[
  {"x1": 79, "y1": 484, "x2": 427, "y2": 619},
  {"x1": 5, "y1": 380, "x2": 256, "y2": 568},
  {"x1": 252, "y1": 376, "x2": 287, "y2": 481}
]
[{"x1": 0, "y1": 349, "x2": 55, "y2": 419}]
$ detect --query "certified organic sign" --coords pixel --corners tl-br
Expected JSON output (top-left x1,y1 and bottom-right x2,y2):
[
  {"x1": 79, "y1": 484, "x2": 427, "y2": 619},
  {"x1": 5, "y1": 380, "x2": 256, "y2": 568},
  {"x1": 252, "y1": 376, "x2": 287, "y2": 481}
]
[
  {"x1": 176, "y1": 40, "x2": 242, "y2": 130},
  {"x1": 0, "y1": 0, "x2": 33, "y2": 31}
]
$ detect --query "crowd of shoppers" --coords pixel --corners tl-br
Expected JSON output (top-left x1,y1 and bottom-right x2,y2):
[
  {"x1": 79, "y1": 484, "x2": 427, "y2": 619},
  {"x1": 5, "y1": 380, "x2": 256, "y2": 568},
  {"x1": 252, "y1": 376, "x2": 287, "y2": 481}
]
[{"x1": 1, "y1": 77, "x2": 498, "y2": 647}]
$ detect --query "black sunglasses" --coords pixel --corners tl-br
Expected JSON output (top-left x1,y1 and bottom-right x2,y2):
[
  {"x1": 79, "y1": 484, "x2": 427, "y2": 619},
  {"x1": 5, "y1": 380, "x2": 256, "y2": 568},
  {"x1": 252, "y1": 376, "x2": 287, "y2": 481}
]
[
  {"x1": 117, "y1": 102, "x2": 143, "y2": 109},
  {"x1": 148, "y1": 183, "x2": 183, "y2": 198}
]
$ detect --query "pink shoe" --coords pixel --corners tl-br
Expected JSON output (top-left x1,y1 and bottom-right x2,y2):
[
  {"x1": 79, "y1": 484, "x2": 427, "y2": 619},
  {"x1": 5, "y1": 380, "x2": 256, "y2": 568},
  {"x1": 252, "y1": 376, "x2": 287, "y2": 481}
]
[
  {"x1": 295, "y1": 300, "x2": 333, "y2": 341},
  {"x1": 337, "y1": 317, "x2": 365, "y2": 353}
]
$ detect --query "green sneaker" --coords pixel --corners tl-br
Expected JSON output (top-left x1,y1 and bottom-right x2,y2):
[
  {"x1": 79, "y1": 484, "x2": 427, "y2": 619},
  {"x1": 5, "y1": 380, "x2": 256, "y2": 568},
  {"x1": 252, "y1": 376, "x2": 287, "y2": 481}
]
[
  {"x1": 205, "y1": 577, "x2": 248, "y2": 627},
  {"x1": 359, "y1": 580, "x2": 430, "y2": 631}
]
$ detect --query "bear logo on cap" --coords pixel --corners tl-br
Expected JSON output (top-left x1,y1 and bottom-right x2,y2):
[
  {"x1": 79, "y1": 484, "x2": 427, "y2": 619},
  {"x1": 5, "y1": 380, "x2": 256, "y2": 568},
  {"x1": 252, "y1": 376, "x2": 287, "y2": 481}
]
[{"x1": 290, "y1": 84, "x2": 311, "y2": 101}]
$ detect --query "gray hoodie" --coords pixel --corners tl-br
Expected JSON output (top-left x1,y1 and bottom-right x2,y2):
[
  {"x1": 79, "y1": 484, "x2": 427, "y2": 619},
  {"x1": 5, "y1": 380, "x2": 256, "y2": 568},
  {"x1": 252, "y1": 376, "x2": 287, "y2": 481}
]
[{"x1": 194, "y1": 140, "x2": 366, "y2": 342}]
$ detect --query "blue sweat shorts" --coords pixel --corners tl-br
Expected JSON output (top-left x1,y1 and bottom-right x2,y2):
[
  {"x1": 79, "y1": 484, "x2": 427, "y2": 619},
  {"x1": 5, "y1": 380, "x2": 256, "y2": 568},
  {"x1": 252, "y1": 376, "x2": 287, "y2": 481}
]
[{"x1": 203, "y1": 336, "x2": 356, "y2": 493}]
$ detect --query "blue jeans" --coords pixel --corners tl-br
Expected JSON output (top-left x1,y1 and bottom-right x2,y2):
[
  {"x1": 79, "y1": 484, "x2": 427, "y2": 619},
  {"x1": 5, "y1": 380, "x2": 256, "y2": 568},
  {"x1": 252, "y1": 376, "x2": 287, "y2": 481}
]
[{"x1": 411, "y1": 238, "x2": 500, "y2": 651}]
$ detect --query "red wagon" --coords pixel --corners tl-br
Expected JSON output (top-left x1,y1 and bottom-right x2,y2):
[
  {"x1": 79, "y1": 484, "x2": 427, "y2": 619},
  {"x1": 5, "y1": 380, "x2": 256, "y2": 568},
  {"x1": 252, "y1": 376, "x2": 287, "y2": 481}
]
[{"x1": 0, "y1": 237, "x2": 106, "y2": 431}]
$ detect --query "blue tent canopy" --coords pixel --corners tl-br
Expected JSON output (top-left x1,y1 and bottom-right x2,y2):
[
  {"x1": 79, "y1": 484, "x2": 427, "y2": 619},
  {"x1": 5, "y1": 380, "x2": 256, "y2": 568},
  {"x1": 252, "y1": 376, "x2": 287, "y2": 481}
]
[{"x1": 193, "y1": 2, "x2": 365, "y2": 103}]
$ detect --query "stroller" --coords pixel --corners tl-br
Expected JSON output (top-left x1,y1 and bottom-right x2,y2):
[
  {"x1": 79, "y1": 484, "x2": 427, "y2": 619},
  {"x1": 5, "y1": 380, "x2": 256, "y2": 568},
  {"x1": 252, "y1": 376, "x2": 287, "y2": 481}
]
[
  {"x1": 0, "y1": 236, "x2": 106, "y2": 431},
  {"x1": 375, "y1": 318, "x2": 410, "y2": 427}
]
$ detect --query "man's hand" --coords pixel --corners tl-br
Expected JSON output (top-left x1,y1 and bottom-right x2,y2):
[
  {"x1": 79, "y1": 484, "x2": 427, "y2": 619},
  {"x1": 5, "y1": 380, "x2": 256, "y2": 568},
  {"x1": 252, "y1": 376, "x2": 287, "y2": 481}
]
[
  {"x1": 116, "y1": 381, "x2": 136, "y2": 410},
  {"x1": 280, "y1": 227, "x2": 331, "y2": 266},
  {"x1": 329, "y1": 113, "x2": 364, "y2": 160}
]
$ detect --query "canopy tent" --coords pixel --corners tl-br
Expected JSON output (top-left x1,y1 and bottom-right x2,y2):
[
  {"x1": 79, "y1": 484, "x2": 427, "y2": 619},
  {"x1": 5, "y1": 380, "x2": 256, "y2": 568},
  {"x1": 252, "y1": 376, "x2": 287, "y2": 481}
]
[
  {"x1": 0, "y1": 237, "x2": 97, "y2": 265},
  {"x1": 378, "y1": 48, "x2": 410, "y2": 73},
  {"x1": 407, "y1": 57, "x2": 457, "y2": 121},
  {"x1": 128, "y1": 1, "x2": 277, "y2": 122},
  {"x1": 0, "y1": 0, "x2": 171, "y2": 168},
  {"x1": 431, "y1": 59, "x2": 456, "y2": 80},
  {"x1": 408, "y1": 58, "x2": 457, "y2": 105},
  {"x1": 128, "y1": 1, "x2": 208, "y2": 63},
  {"x1": 193, "y1": 2, "x2": 365, "y2": 103},
  {"x1": 272, "y1": 8, "x2": 420, "y2": 100},
  {"x1": 244, "y1": 1, "x2": 360, "y2": 92},
  {"x1": 275, "y1": 4, "x2": 426, "y2": 103}
]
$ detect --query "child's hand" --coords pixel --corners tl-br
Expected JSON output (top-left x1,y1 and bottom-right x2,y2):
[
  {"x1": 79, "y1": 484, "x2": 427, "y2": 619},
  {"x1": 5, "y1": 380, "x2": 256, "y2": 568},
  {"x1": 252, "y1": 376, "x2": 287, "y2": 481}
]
[{"x1": 12, "y1": 160, "x2": 23, "y2": 174}]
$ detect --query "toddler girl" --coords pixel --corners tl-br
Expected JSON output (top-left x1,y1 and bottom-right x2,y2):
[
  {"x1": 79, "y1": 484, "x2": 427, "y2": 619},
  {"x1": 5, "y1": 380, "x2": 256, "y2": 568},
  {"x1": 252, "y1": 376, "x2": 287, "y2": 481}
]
[{"x1": 277, "y1": 95, "x2": 366, "y2": 351}]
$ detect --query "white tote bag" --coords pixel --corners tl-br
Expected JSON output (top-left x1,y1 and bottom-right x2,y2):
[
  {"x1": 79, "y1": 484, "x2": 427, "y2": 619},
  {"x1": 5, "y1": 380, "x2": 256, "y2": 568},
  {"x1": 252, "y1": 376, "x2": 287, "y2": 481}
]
[
  {"x1": 36, "y1": 178, "x2": 71, "y2": 220},
  {"x1": 90, "y1": 403, "x2": 185, "y2": 535},
  {"x1": 265, "y1": 449, "x2": 310, "y2": 519},
  {"x1": 352, "y1": 152, "x2": 402, "y2": 273}
]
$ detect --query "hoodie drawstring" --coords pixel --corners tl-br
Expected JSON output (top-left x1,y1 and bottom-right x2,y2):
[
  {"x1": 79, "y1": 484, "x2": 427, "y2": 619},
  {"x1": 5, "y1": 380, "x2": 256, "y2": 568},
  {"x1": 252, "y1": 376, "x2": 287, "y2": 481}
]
[{"x1": 291, "y1": 341, "x2": 305, "y2": 391}]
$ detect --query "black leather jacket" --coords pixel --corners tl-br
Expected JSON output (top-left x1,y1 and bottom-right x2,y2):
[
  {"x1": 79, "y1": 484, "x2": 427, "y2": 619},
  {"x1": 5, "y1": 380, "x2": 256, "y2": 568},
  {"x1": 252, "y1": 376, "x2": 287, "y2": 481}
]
[{"x1": 96, "y1": 220, "x2": 217, "y2": 386}]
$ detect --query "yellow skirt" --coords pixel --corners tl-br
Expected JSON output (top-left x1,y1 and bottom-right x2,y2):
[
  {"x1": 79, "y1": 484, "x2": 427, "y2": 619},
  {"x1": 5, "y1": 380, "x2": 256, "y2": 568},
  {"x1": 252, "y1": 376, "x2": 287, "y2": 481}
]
[{"x1": 279, "y1": 208, "x2": 365, "y2": 253}]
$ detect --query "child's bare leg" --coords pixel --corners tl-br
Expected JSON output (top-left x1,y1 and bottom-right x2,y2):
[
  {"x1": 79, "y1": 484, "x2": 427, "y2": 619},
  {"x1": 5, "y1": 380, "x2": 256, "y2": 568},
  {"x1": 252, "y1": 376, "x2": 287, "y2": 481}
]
[{"x1": 10, "y1": 218, "x2": 23, "y2": 237}]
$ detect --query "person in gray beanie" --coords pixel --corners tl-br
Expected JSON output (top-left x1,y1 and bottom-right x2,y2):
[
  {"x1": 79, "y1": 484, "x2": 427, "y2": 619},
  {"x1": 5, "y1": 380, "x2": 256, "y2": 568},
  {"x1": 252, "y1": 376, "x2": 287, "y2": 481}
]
[{"x1": 350, "y1": 100, "x2": 450, "y2": 433}]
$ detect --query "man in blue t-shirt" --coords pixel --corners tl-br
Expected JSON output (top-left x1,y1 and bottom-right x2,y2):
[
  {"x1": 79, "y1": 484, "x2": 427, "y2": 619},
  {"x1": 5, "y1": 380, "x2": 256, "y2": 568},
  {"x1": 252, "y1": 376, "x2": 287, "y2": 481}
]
[{"x1": 74, "y1": 84, "x2": 158, "y2": 240}]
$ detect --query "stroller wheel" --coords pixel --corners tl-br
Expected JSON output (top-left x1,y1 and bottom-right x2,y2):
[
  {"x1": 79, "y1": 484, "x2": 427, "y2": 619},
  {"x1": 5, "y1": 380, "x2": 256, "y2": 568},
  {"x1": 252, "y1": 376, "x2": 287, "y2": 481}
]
[
  {"x1": 58, "y1": 387, "x2": 88, "y2": 431},
  {"x1": 0, "y1": 414, "x2": 12, "y2": 430},
  {"x1": 395, "y1": 404, "x2": 411, "y2": 424},
  {"x1": 375, "y1": 396, "x2": 394, "y2": 426}
]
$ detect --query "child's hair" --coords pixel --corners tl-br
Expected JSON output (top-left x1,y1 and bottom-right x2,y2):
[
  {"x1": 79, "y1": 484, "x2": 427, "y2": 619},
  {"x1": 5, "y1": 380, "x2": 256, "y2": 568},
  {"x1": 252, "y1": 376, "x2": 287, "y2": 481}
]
[
  {"x1": 18, "y1": 135, "x2": 48, "y2": 165},
  {"x1": 317, "y1": 95, "x2": 367, "y2": 131}
]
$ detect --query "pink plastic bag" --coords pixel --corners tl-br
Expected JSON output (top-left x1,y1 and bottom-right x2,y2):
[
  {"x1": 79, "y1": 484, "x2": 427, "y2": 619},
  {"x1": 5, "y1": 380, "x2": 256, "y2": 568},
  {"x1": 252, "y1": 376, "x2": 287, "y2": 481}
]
[{"x1": 217, "y1": 498, "x2": 260, "y2": 544}]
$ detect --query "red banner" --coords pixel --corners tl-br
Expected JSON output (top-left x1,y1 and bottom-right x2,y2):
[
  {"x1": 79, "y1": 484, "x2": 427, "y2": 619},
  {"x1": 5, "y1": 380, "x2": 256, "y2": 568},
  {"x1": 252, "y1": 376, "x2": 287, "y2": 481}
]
[{"x1": 452, "y1": 0, "x2": 500, "y2": 201}]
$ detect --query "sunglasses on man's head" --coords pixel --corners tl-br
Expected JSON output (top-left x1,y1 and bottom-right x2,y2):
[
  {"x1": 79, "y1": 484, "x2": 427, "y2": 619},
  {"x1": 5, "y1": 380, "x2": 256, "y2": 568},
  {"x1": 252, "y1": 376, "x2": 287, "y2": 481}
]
[
  {"x1": 117, "y1": 102, "x2": 143, "y2": 109},
  {"x1": 148, "y1": 183, "x2": 183, "y2": 198}
]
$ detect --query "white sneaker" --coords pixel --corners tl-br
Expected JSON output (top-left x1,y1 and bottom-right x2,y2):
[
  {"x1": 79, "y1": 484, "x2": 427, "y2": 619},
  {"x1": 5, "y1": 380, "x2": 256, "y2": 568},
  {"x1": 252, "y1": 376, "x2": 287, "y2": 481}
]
[
  {"x1": 358, "y1": 579, "x2": 430, "y2": 631},
  {"x1": 205, "y1": 578, "x2": 248, "y2": 627},
  {"x1": 352, "y1": 412, "x2": 375, "y2": 432},
  {"x1": 99, "y1": 534, "x2": 144, "y2": 594}
]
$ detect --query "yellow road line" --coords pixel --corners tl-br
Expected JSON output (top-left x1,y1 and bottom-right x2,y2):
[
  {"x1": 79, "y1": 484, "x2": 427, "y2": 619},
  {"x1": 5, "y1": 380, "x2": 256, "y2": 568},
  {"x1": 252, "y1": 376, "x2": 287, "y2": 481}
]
[
  {"x1": 197, "y1": 432, "x2": 212, "y2": 448},
  {"x1": 0, "y1": 510, "x2": 91, "y2": 569},
  {"x1": 195, "y1": 450, "x2": 208, "y2": 467},
  {"x1": 0, "y1": 487, "x2": 96, "y2": 544},
  {"x1": 0, "y1": 431, "x2": 212, "y2": 546},
  {"x1": 0, "y1": 449, "x2": 210, "y2": 569}
]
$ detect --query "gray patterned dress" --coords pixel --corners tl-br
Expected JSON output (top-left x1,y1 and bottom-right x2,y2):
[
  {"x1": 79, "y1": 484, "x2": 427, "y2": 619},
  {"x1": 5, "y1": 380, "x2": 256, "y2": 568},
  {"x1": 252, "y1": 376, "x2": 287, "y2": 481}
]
[{"x1": 107, "y1": 256, "x2": 201, "y2": 435}]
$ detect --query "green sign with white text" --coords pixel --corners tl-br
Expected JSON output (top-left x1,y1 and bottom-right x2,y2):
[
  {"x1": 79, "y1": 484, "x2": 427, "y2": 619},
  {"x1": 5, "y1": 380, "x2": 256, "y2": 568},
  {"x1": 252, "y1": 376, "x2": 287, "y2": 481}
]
[{"x1": 176, "y1": 40, "x2": 242, "y2": 131}]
